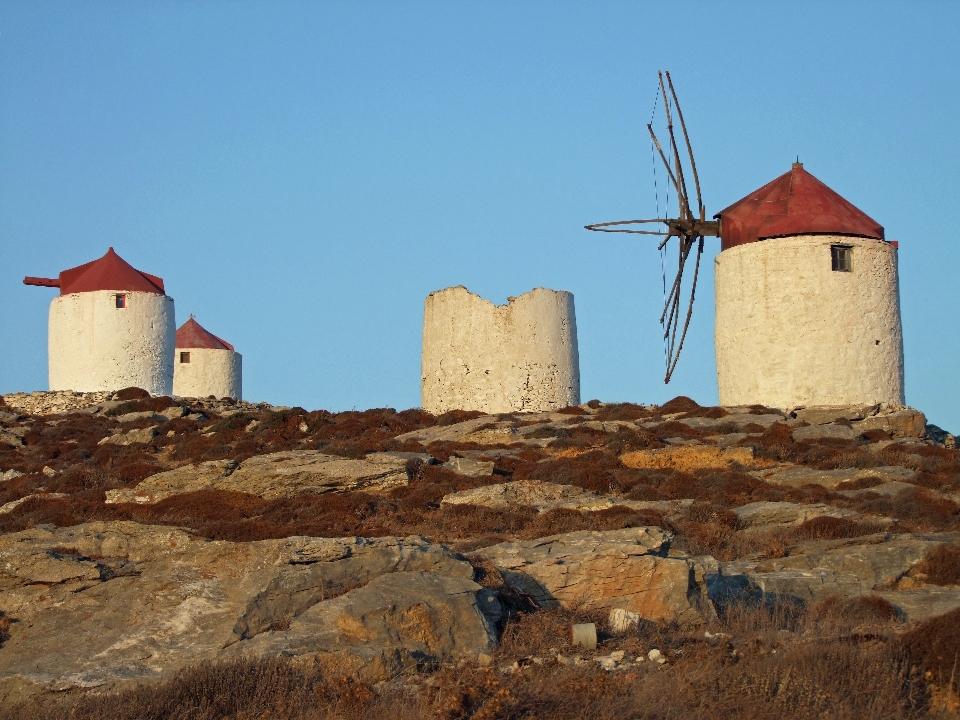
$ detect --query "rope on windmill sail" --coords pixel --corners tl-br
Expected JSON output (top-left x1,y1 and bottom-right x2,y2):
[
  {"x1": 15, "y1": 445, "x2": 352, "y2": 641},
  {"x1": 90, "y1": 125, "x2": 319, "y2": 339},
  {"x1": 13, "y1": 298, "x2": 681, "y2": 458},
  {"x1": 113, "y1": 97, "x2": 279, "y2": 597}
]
[{"x1": 649, "y1": 82, "x2": 670, "y2": 373}]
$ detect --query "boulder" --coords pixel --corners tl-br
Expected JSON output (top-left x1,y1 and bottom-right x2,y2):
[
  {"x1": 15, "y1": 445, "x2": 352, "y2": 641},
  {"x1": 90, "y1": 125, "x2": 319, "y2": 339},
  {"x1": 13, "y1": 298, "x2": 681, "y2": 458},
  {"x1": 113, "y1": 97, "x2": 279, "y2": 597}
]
[
  {"x1": 227, "y1": 572, "x2": 501, "y2": 671},
  {"x1": 479, "y1": 527, "x2": 715, "y2": 625},
  {"x1": 620, "y1": 445, "x2": 754, "y2": 473},
  {"x1": 794, "y1": 406, "x2": 878, "y2": 425},
  {"x1": 853, "y1": 408, "x2": 926, "y2": 439},
  {"x1": 0, "y1": 522, "x2": 483, "y2": 700},
  {"x1": 98, "y1": 426, "x2": 158, "y2": 446},
  {"x1": 159, "y1": 405, "x2": 188, "y2": 420}
]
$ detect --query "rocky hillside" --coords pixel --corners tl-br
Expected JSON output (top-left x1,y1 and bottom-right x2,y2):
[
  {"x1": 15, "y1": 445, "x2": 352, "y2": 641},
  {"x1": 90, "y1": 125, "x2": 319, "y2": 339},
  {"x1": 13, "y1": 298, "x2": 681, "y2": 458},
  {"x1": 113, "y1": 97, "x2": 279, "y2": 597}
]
[{"x1": 2, "y1": 389, "x2": 960, "y2": 718}]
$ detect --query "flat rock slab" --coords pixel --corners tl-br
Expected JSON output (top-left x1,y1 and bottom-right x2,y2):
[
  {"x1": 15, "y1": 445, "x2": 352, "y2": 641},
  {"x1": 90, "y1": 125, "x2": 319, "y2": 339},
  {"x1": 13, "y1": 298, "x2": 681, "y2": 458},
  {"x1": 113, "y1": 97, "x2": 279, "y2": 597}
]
[
  {"x1": 762, "y1": 465, "x2": 915, "y2": 489},
  {"x1": 107, "y1": 451, "x2": 412, "y2": 503},
  {"x1": 620, "y1": 446, "x2": 754, "y2": 473},
  {"x1": 105, "y1": 460, "x2": 238, "y2": 504},
  {"x1": 0, "y1": 522, "x2": 484, "y2": 700},
  {"x1": 441, "y1": 480, "x2": 692, "y2": 516},
  {"x1": 732, "y1": 501, "x2": 862, "y2": 530},
  {"x1": 793, "y1": 406, "x2": 879, "y2": 425},
  {"x1": 712, "y1": 533, "x2": 955, "y2": 607},
  {"x1": 479, "y1": 527, "x2": 715, "y2": 625},
  {"x1": 836, "y1": 481, "x2": 918, "y2": 499},
  {"x1": 854, "y1": 409, "x2": 927, "y2": 439}
]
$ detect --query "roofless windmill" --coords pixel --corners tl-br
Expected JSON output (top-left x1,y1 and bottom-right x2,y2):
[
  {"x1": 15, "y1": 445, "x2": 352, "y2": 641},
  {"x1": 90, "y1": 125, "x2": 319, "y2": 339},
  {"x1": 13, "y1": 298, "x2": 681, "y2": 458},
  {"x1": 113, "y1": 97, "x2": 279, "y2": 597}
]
[
  {"x1": 586, "y1": 71, "x2": 719, "y2": 383},
  {"x1": 587, "y1": 72, "x2": 905, "y2": 410}
]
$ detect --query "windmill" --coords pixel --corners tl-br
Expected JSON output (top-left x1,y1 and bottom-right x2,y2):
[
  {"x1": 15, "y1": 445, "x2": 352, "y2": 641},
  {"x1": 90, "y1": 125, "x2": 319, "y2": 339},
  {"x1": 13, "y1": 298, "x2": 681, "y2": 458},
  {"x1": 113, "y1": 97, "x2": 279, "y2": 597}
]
[{"x1": 585, "y1": 71, "x2": 718, "y2": 383}]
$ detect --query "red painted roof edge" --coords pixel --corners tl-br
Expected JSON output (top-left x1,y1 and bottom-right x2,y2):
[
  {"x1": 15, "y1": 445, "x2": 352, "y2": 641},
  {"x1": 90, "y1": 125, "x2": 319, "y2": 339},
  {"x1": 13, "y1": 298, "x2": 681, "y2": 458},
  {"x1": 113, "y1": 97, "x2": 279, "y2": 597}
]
[
  {"x1": 176, "y1": 317, "x2": 234, "y2": 351},
  {"x1": 57, "y1": 248, "x2": 166, "y2": 295},
  {"x1": 714, "y1": 166, "x2": 884, "y2": 251}
]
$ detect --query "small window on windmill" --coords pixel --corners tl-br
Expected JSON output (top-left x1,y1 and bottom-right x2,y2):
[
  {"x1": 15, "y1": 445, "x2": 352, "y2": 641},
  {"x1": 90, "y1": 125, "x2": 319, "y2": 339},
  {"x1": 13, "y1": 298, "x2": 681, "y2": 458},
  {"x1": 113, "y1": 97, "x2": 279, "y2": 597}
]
[
  {"x1": 831, "y1": 245, "x2": 853, "y2": 272},
  {"x1": 115, "y1": 294, "x2": 127, "y2": 309},
  {"x1": 180, "y1": 352, "x2": 191, "y2": 364}
]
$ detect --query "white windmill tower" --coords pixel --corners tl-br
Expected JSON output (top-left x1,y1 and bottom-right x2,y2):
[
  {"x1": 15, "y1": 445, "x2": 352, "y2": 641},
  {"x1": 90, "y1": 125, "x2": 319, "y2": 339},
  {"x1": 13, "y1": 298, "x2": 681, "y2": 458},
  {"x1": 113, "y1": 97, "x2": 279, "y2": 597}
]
[{"x1": 586, "y1": 72, "x2": 903, "y2": 410}]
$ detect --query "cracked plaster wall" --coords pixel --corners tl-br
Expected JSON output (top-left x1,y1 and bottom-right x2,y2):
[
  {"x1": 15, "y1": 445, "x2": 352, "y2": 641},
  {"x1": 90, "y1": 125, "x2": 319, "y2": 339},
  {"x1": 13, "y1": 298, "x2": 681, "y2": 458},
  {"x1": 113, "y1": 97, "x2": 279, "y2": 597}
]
[{"x1": 421, "y1": 286, "x2": 580, "y2": 414}]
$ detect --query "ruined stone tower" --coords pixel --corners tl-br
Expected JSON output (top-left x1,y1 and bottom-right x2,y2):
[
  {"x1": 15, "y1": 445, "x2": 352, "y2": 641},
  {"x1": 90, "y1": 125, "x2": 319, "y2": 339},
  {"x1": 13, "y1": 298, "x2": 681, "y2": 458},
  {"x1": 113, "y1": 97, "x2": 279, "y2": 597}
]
[
  {"x1": 24, "y1": 248, "x2": 175, "y2": 395},
  {"x1": 173, "y1": 317, "x2": 242, "y2": 400},
  {"x1": 713, "y1": 164, "x2": 904, "y2": 409},
  {"x1": 421, "y1": 286, "x2": 580, "y2": 414}
]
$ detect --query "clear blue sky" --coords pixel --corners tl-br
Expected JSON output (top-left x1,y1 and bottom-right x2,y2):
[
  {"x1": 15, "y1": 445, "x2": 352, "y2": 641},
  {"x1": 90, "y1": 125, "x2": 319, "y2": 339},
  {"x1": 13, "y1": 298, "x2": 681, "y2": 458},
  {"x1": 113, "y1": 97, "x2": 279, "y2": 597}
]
[{"x1": 2, "y1": 2, "x2": 958, "y2": 429}]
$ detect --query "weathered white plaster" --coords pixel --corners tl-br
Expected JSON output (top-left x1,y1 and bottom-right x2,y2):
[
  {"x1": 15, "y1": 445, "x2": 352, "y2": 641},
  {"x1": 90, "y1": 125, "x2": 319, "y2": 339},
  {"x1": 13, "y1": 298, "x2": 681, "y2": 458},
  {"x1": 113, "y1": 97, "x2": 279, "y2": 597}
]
[
  {"x1": 48, "y1": 290, "x2": 175, "y2": 395},
  {"x1": 421, "y1": 286, "x2": 580, "y2": 414},
  {"x1": 173, "y1": 348, "x2": 242, "y2": 400},
  {"x1": 714, "y1": 235, "x2": 904, "y2": 409}
]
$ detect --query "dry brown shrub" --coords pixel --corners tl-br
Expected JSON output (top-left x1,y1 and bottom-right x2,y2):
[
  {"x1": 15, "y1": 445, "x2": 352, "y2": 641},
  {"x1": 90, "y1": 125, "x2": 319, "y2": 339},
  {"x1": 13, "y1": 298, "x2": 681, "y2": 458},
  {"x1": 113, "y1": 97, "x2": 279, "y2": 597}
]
[
  {"x1": 643, "y1": 420, "x2": 702, "y2": 440},
  {"x1": 0, "y1": 612, "x2": 11, "y2": 647},
  {"x1": 592, "y1": 402, "x2": 651, "y2": 421},
  {"x1": 517, "y1": 505, "x2": 666, "y2": 541},
  {"x1": 900, "y1": 607, "x2": 960, "y2": 697},
  {"x1": 851, "y1": 487, "x2": 960, "y2": 532},
  {"x1": 657, "y1": 396, "x2": 701, "y2": 415},
  {"x1": 103, "y1": 395, "x2": 178, "y2": 417},
  {"x1": 113, "y1": 387, "x2": 151, "y2": 401},
  {"x1": 786, "y1": 516, "x2": 889, "y2": 542},
  {"x1": 914, "y1": 544, "x2": 960, "y2": 586},
  {"x1": 434, "y1": 409, "x2": 485, "y2": 426},
  {"x1": 836, "y1": 475, "x2": 885, "y2": 491},
  {"x1": 517, "y1": 451, "x2": 622, "y2": 494},
  {"x1": 556, "y1": 405, "x2": 587, "y2": 416},
  {"x1": 546, "y1": 425, "x2": 610, "y2": 451}
]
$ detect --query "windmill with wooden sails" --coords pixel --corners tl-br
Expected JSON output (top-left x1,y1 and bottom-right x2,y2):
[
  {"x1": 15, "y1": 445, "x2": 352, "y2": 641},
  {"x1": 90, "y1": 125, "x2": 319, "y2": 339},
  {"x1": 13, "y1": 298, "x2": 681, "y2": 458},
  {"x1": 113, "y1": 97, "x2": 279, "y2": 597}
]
[{"x1": 586, "y1": 72, "x2": 904, "y2": 410}]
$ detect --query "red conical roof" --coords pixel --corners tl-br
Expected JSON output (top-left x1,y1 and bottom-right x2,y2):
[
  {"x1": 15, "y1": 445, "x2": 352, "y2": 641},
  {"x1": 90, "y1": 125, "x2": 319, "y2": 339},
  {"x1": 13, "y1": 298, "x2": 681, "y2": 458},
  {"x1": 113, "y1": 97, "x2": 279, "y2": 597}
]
[
  {"x1": 57, "y1": 247, "x2": 166, "y2": 295},
  {"x1": 715, "y1": 164, "x2": 884, "y2": 251},
  {"x1": 176, "y1": 317, "x2": 234, "y2": 351}
]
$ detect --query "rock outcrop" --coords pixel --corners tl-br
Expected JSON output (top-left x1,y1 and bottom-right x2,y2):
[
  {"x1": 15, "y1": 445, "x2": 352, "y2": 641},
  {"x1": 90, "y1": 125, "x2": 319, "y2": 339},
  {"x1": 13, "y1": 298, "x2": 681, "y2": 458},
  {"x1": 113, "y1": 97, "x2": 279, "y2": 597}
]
[
  {"x1": 479, "y1": 527, "x2": 715, "y2": 625},
  {"x1": 0, "y1": 522, "x2": 496, "y2": 701}
]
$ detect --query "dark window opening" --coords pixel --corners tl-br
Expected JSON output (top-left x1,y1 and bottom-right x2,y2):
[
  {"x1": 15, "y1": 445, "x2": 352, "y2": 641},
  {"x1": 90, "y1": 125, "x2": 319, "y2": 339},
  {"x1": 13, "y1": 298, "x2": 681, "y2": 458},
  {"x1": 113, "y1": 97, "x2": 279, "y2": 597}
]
[
  {"x1": 115, "y1": 294, "x2": 127, "y2": 309},
  {"x1": 831, "y1": 245, "x2": 853, "y2": 272},
  {"x1": 180, "y1": 352, "x2": 191, "y2": 364}
]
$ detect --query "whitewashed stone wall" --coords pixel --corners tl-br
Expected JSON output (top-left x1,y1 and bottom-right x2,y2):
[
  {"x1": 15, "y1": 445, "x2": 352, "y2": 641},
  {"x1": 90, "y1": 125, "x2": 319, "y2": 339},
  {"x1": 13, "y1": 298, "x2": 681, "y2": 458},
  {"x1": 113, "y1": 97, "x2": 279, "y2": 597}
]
[
  {"x1": 422, "y1": 286, "x2": 580, "y2": 414},
  {"x1": 714, "y1": 235, "x2": 904, "y2": 409},
  {"x1": 48, "y1": 290, "x2": 175, "y2": 396},
  {"x1": 173, "y1": 348, "x2": 242, "y2": 400}
]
